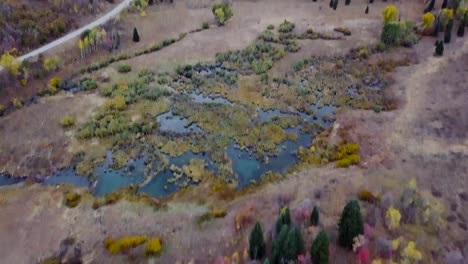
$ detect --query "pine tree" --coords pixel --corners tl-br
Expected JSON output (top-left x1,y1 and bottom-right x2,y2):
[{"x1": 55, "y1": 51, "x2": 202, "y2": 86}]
[
  {"x1": 333, "y1": 0, "x2": 338, "y2": 10},
  {"x1": 365, "y1": 5, "x2": 369, "y2": 14},
  {"x1": 273, "y1": 225, "x2": 290, "y2": 264},
  {"x1": 329, "y1": 0, "x2": 333, "y2": 8},
  {"x1": 283, "y1": 227, "x2": 305, "y2": 261},
  {"x1": 133, "y1": 27, "x2": 140, "y2": 42},
  {"x1": 444, "y1": 19, "x2": 453, "y2": 43},
  {"x1": 311, "y1": 231, "x2": 330, "y2": 264},
  {"x1": 433, "y1": 16, "x2": 440, "y2": 37},
  {"x1": 345, "y1": 0, "x2": 350, "y2": 5},
  {"x1": 249, "y1": 222, "x2": 266, "y2": 260},
  {"x1": 338, "y1": 200, "x2": 364, "y2": 249},
  {"x1": 457, "y1": 20, "x2": 465, "y2": 37},
  {"x1": 441, "y1": 0, "x2": 448, "y2": 9},
  {"x1": 369, "y1": 0, "x2": 374, "y2": 3},
  {"x1": 311, "y1": 206, "x2": 319, "y2": 226},
  {"x1": 435, "y1": 40, "x2": 444, "y2": 56},
  {"x1": 424, "y1": 0, "x2": 435, "y2": 13},
  {"x1": 275, "y1": 207, "x2": 291, "y2": 234}
]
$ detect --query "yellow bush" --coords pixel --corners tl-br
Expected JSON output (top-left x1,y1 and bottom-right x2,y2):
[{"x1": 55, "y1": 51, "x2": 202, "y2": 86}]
[
  {"x1": 358, "y1": 190, "x2": 380, "y2": 203},
  {"x1": 385, "y1": 207, "x2": 401, "y2": 230},
  {"x1": 44, "y1": 56, "x2": 60, "y2": 72},
  {"x1": 441, "y1": 8, "x2": 454, "y2": 26},
  {"x1": 212, "y1": 209, "x2": 227, "y2": 218},
  {"x1": 0, "y1": 103, "x2": 4, "y2": 113},
  {"x1": 0, "y1": 53, "x2": 21, "y2": 77},
  {"x1": 64, "y1": 193, "x2": 81, "y2": 208},
  {"x1": 422, "y1": 13, "x2": 435, "y2": 30},
  {"x1": 145, "y1": 238, "x2": 162, "y2": 256},
  {"x1": 382, "y1": 5, "x2": 399, "y2": 24},
  {"x1": 105, "y1": 236, "x2": 147, "y2": 255},
  {"x1": 12, "y1": 98, "x2": 22, "y2": 109},
  {"x1": 104, "y1": 96, "x2": 127, "y2": 111},
  {"x1": 61, "y1": 116, "x2": 75, "y2": 128},
  {"x1": 20, "y1": 79, "x2": 27, "y2": 87},
  {"x1": 402, "y1": 241, "x2": 423, "y2": 263}
]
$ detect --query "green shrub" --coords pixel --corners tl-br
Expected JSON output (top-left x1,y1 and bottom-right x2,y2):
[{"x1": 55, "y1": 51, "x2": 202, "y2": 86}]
[
  {"x1": 117, "y1": 64, "x2": 132, "y2": 73},
  {"x1": 284, "y1": 40, "x2": 301, "y2": 52},
  {"x1": 338, "y1": 200, "x2": 364, "y2": 249},
  {"x1": 202, "y1": 21, "x2": 210, "y2": 29},
  {"x1": 252, "y1": 59, "x2": 273, "y2": 74},
  {"x1": 267, "y1": 24, "x2": 275, "y2": 30},
  {"x1": 212, "y1": 0, "x2": 233, "y2": 26},
  {"x1": 279, "y1": 20, "x2": 295, "y2": 33},
  {"x1": 381, "y1": 22, "x2": 401, "y2": 46},
  {"x1": 81, "y1": 79, "x2": 98, "y2": 90},
  {"x1": 61, "y1": 116, "x2": 75, "y2": 128}
]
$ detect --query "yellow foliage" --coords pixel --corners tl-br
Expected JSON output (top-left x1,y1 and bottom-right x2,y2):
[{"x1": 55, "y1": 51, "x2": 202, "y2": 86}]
[
  {"x1": 104, "y1": 96, "x2": 127, "y2": 111},
  {"x1": 402, "y1": 241, "x2": 423, "y2": 263},
  {"x1": 382, "y1": 5, "x2": 399, "y2": 24},
  {"x1": 20, "y1": 79, "x2": 27, "y2": 87},
  {"x1": 145, "y1": 238, "x2": 162, "y2": 256},
  {"x1": 408, "y1": 178, "x2": 418, "y2": 189},
  {"x1": 212, "y1": 209, "x2": 227, "y2": 218},
  {"x1": 43, "y1": 56, "x2": 60, "y2": 72},
  {"x1": 392, "y1": 237, "x2": 401, "y2": 251},
  {"x1": 61, "y1": 116, "x2": 75, "y2": 128},
  {"x1": 385, "y1": 207, "x2": 402, "y2": 230},
  {"x1": 12, "y1": 98, "x2": 22, "y2": 109},
  {"x1": 104, "y1": 236, "x2": 147, "y2": 255},
  {"x1": 231, "y1": 252, "x2": 240, "y2": 263},
  {"x1": 441, "y1": 8, "x2": 454, "y2": 26},
  {"x1": 0, "y1": 53, "x2": 22, "y2": 76},
  {"x1": 422, "y1": 13, "x2": 435, "y2": 30}
]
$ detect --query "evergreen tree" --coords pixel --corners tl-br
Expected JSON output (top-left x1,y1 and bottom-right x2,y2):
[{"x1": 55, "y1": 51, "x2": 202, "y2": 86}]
[
  {"x1": 311, "y1": 231, "x2": 330, "y2": 264},
  {"x1": 133, "y1": 27, "x2": 140, "y2": 42},
  {"x1": 249, "y1": 222, "x2": 266, "y2": 260},
  {"x1": 273, "y1": 225, "x2": 290, "y2": 264},
  {"x1": 457, "y1": 20, "x2": 465, "y2": 37},
  {"x1": 333, "y1": 0, "x2": 338, "y2": 10},
  {"x1": 365, "y1": 5, "x2": 369, "y2": 14},
  {"x1": 338, "y1": 200, "x2": 364, "y2": 249},
  {"x1": 283, "y1": 227, "x2": 305, "y2": 261},
  {"x1": 444, "y1": 19, "x2": 453, "y2": 43},
  {"x1": 441, "y1": 0, "x2": 448, "y2": 9},
  {"x1": 434, "y1": 16, "x2": 440, "y2": 37},
  {"x1": 424, "y1": 0, "x2": 435, "y2": 13},
  {"x1": 369, "y1": 0, "x2": 374, "y2": 3},
  {"x1": 435, "y1": 40, "x2": 444, "y2": 56},
  {"x1": 345, "y1": 0, "x2": 350, "y2": 5},
  {"x1": 275, "y1": 207, "x2": 291, "y2": 234},
  {"x1": 329, "y1": 0, "x2": 333, "y2": 8},
  {"x1": 311, "y1": 206, "x2": 319, "y2": 226}
]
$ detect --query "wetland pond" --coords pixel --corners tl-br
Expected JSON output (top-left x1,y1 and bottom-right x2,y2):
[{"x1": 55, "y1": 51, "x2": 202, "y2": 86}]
[{"x1": 0, "y1": 102, "x2": 335, "y2": 197}]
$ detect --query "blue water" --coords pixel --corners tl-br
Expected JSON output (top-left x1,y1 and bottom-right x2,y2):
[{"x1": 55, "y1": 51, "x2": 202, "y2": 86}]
[
  {"x1": 93, "y1": 154, "x2": 146, "y2": 196},
  {"x1": 189, "y1": 92, "x2": 233, "y2": 105},
  {"x1": 229, "y1": 127, "x2": 312, "y2": 188},
  {"x1": 0, "y1": 175, "x2": 24, "y2": 186},
  {"x1": 157, "y1": 111, "x2": 202, "y2": 133},
  {"x1": 44, "y1": 168, "x2": 91, "y2": 188},
  {"x1": 138, "y1": 151, "x2": 218, "y2": 198}
]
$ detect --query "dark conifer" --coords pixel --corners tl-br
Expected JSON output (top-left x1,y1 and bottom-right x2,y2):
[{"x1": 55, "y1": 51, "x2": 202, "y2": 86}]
[
  {"x1": 249, "y1": 222, "x2": 266, "y2": 260},
  {"x1": 365, "y1": 5, "x2": 369, "y2": 14},
  {"x1": 338, "y1": 200, "x2": 364, "y2": 249}
]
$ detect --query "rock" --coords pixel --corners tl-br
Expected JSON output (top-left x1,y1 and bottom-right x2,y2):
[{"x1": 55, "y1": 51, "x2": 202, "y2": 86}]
[{"x1": 97, "y1": 72, "x2": 110, "y2": 83}]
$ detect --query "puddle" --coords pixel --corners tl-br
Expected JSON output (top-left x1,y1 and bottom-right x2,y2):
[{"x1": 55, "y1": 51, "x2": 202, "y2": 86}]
[{"x1": 157, "y1": 111, "x2": 202, "y2": 133}]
